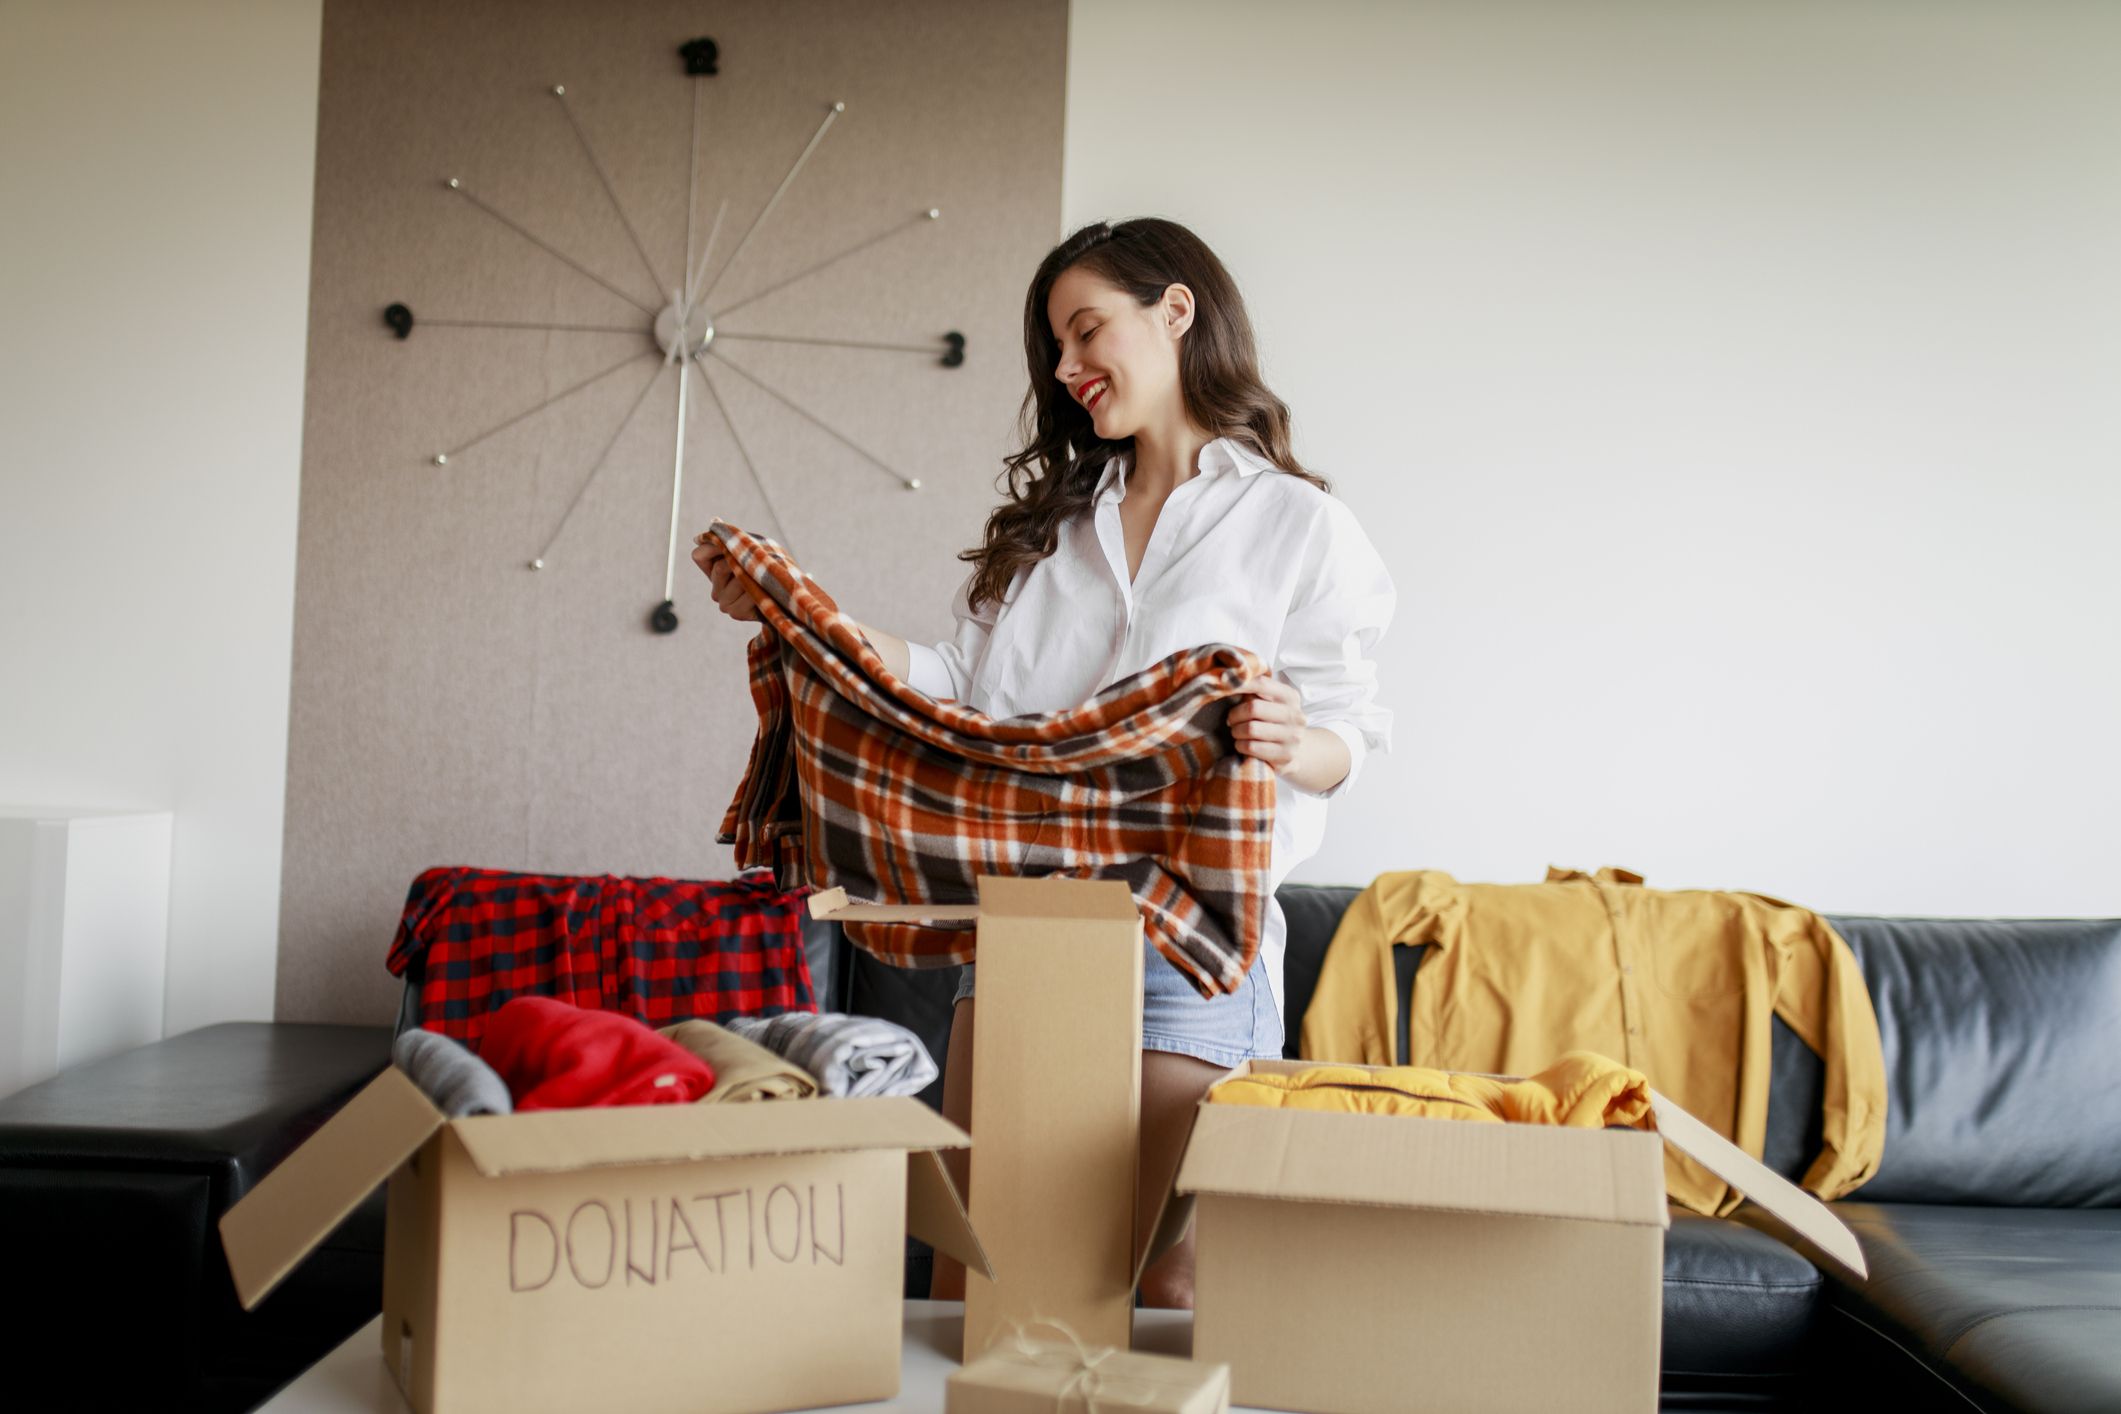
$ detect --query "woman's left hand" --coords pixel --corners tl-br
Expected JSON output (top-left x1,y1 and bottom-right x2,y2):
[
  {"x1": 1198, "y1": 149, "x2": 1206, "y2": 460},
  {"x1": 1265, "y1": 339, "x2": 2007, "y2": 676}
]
[{"x1": 1228, "y1": 674, "x2": 1307, "y2": 773}]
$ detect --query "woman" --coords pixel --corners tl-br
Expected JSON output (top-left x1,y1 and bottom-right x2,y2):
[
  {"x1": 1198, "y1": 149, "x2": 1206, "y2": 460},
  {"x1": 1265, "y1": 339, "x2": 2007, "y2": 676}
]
[{"x1": 693, "y1": 217, "x2": 1394, "y2": 1308}]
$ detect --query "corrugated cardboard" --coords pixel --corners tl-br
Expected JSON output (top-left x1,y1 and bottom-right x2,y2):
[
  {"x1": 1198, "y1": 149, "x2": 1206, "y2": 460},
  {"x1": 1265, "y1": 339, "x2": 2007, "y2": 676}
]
[
  {"x1": 961, "y1": 875, "x2": 1144, "y2": 1361},
  {"x1": 811, "y1": 875, "x2": 1146, "y2": 1363},
  {"x1": 1139, "y1": 1057, "x2": 1868, "y2": 1414},
  {"x1": 221, "y1": 1066, "x2": 987, "y2": 1414}
]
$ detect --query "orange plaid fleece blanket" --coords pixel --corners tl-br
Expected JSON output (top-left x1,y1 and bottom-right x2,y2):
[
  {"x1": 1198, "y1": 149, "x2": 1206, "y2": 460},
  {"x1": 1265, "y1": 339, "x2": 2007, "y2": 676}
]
[{"x1": 709, "y1": 520, "x2": 1276, "y2": 998}]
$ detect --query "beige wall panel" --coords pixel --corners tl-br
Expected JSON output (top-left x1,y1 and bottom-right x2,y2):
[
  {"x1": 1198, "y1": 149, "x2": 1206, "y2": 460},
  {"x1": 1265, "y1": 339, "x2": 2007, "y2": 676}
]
[{"x1": 281, "y1": 0, "x2": 1066, "y2": 1023}]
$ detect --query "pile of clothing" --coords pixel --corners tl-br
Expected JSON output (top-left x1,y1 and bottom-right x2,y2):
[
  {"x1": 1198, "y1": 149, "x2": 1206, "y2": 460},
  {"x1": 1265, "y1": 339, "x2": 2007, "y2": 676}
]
[
  {"x1": 1209, "y1": 1050, "x2": 1654, "y2": 1129},
  {"x1": 391, "y1": 997, "x2": 939, "y2": 1117}
]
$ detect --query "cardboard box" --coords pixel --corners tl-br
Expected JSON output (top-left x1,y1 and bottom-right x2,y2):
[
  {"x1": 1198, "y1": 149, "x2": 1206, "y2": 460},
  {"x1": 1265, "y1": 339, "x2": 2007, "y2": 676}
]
[
  {"x1": 808, "y1": 874, "x2": 1145, "y2": 1362},
  {"x1": 946, "y1": 1335, "x2": 1230, "y2": 1413},
  {"x1": 1137, "y1": 1058, "x2": 1868, "y2": 1414},
  {"x1": 961, "y1": 875, "x2": 1144, "y2": 1361},
  {"x1": 220, "y1": 1068, "x2": 989, "y2": 1414}
]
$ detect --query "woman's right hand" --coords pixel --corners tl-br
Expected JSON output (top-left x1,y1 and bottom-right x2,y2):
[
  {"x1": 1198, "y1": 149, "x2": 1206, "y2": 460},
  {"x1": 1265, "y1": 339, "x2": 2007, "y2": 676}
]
[{"x1": 691, "y1": 532, "x2": 761, "y2": 622}]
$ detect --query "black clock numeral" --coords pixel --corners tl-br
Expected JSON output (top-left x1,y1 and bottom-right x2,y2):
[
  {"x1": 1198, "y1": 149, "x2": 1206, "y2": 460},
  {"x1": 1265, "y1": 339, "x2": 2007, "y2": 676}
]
[{"x1": 680, "y1": 38, "x2": 719, "y2": 76}]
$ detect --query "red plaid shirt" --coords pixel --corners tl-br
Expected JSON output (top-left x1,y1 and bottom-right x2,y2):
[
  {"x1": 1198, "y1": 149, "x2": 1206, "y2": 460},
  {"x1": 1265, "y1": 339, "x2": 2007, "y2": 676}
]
[
  {"x1": 710, "y1": 520, "x2": 1276, "y2": 998},
  {"x1": 384, "y1": 865, "x2": 815, "y2": 1049}
]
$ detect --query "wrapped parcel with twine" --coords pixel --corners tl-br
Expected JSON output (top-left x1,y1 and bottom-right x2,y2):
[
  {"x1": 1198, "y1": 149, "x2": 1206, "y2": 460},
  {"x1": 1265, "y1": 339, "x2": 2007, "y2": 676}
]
[{"x1": 944, "y1": 1318, "x2": 1230, "y2": 1414}]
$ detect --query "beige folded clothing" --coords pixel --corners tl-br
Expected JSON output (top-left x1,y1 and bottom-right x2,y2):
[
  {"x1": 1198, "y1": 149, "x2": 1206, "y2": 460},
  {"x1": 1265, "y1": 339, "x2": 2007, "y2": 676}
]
[{"x1": 658, "y1": 1020, "x2": 820, "y2": 1103}]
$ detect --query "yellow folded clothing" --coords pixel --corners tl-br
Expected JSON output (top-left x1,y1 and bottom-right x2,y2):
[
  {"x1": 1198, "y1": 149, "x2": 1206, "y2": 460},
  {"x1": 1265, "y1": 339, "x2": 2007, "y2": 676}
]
[
  {"x1": 1206, "y1": 1050, "x2": 1655, "y2": 1129},
  {"x1": 657, "y1": 1020, "x2": 820, "y2": 1103}
]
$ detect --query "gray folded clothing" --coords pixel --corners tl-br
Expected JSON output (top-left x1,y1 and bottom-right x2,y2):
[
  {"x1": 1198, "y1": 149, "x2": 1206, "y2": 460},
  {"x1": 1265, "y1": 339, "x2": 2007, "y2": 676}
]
[
  {"x1": 724, "y1": 1011, "x2": 939, "y2": 1099},
  {"x1": 392, "y1": 1027, "x2": 514, "y2": 1117}
]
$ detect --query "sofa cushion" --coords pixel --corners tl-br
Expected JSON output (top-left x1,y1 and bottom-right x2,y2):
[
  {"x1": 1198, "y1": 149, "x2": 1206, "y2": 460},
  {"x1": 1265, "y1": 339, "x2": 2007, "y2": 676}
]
[
  {"x1": 1824, "y1": 1203, "x2": 2121, "y2": 1414},
  {"x1": 1277, "y1": 883, "x2": 1361, "y2": 1053},
  {"x1": 1662, "y1": 1209, "x2": 1824, "y2": 1378},
  {"x1": 0, "y1": 1021, "x2": 394, "y2": 1204},
  {"x1": 1786, "y1": 917, "x2": 2121, "y2": 1207}
]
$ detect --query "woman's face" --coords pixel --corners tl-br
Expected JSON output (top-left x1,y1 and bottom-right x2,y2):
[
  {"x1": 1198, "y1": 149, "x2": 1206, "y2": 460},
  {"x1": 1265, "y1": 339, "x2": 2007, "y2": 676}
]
[{"x1": 1046, "y1": 264, "x2": 1193, "y2": 442}]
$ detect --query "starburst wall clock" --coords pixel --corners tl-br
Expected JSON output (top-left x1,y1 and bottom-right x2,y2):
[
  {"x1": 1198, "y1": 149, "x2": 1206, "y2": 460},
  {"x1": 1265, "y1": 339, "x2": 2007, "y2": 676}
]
[{"x1": 382, "y1": 36, "x2": 966, "y2": 633}]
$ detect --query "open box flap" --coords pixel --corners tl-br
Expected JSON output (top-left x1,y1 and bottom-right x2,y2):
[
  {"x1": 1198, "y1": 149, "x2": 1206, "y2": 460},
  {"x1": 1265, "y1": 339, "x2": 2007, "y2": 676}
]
[
  {"x1": 807, "y1": 874, "x2": 1141, "y2": 927},
  {"x1": 219, "y1": 1066, "x2": 445, "y2": 1310},
  {"x1": 1646, "y1": 1088, "x2": 1867, "y2": 1281},
  {"x1": 807, "y1": 887, "x2": 980, "y2": 924},
  {"x1": 449, "y1": 1094, "x2": 970, "y2": 1177},
  {"x1": 1172, "y1": 1101, "x2": 1671, "y2": 1225},
  {"x1": 908, "y1": 1148, "x2": 993, "y2": 1281}
]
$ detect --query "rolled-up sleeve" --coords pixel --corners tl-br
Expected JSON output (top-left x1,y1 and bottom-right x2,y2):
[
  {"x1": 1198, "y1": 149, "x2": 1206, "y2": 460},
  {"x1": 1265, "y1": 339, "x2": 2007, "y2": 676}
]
[
  {"x1": 904, "y1": 568, "x2": 998, "y2": 702},
  {"x1": 1276, "y1": 502, "x2": 1396, "y2": 800}
]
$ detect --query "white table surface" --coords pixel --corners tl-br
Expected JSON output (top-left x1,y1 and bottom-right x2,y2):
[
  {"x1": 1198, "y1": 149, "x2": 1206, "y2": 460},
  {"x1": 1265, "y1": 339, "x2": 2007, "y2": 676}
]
[{"x1": 261, "y1": 1298, "x2": 1286, "y2": 1413}]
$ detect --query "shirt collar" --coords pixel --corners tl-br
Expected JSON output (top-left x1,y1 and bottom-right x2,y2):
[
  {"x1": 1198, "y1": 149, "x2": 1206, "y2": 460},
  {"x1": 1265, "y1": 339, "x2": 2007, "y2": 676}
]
[{"x1": 1093, "y1": 435, "x2": 1271, "y2": 505}]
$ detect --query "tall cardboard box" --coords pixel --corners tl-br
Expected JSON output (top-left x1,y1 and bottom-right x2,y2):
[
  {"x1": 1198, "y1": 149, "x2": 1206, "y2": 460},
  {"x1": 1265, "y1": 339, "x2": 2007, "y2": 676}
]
[
  {"x1": 220, "y1": 1070, "x2": 990, "y2": 1414},
  {"x1": 809, "y1": 874, "x2": 1146, "y2": 1363},
  {"x1": 962, "y1": 875, "x2": 1144, "y2": 1360},
  {"x1": 1139, "y1": 1058, "x2": 1868, "y2": 1414}
]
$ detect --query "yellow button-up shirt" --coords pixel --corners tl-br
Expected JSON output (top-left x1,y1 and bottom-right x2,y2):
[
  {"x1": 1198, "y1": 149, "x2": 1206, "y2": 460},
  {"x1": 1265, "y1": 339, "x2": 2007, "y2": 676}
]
[{"x1": 1298, "y1": 867, "x2": 1887, "y2": 1216}]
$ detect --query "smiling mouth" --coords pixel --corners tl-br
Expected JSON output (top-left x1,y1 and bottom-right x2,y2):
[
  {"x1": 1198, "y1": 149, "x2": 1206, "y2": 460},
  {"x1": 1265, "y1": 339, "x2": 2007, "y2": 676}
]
[{"x1": 1082, "y1": 379, "x2": 1109, "y2": 410}]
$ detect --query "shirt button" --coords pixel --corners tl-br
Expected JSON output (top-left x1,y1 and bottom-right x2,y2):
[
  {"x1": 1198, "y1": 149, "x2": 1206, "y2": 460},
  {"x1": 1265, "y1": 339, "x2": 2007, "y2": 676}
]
[{"x1": 1622, "y1": 963, "x2": 1633, "y2": 974}]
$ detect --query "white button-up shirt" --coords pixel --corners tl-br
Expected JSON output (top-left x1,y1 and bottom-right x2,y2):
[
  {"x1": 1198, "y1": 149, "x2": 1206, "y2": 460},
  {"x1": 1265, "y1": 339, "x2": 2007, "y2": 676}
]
[{"x1": 904, "y1": 434, "x2": 1395, "y2": 1021}]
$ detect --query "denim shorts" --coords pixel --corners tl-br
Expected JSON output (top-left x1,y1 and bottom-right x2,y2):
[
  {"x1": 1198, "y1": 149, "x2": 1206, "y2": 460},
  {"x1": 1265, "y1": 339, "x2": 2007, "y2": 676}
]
[{"x1": 952, "y1": 935, "x2": 1284, "y2": 1069}]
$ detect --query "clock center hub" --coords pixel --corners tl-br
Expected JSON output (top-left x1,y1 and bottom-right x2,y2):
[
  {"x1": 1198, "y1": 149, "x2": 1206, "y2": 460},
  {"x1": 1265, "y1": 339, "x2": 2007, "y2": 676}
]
[{"x1": 653, "y1": 301, "x2": 715, "y2": 357}]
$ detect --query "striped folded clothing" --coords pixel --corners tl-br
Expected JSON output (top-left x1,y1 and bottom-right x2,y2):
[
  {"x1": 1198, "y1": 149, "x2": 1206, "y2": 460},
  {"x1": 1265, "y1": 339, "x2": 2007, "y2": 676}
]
[
  {"x1": 707, "y1": 519, "x2": 1275, "y2": 998},
  {"x1": 725, "y1": 1010, "x2": 939, "y2": 1099}
]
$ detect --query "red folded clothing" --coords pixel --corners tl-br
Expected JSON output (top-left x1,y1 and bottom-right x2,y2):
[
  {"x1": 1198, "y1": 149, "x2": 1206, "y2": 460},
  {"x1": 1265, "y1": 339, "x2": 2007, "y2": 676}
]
[{"x1": 479, "y1": 997, "x2": 715, "y2": 1110}]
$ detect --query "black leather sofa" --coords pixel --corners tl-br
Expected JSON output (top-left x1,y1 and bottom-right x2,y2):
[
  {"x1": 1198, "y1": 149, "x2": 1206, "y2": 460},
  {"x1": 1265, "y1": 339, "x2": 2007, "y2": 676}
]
[{"x1": 5, "y1": 888, "x2": 2113, "y2": 1413}]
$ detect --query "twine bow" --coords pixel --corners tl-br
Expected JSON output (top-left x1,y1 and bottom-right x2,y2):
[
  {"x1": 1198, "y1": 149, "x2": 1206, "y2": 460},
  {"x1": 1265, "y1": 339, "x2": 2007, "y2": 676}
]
[{"x1": 1000, "y1": 1316, "x2": 1158, "y2": 1414}]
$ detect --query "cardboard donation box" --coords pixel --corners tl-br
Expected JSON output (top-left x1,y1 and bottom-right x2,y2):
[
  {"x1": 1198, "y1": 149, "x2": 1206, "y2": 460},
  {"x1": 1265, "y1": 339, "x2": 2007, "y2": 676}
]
[
  {"x1": 946, "y1": 1335, "x2": 1231, "y2": 1413},
  {"x1": 810, "y1": 874, "x2": 1145, "y2": 1362},
  {"x1": 219, "y1": 1068, "x2": 990, "y2": 1414},
  {"x1": 1140, "y1": 1058, "x2": 1869, "y2": 1414}
]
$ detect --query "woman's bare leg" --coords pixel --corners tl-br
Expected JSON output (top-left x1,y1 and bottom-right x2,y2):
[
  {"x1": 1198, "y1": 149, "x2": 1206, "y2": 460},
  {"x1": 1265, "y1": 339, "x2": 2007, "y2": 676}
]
[
  {"x1": 929, "y1": 995, "x2": 975, "y2": 1299},
  {"x1": 1135, "y1": 1049, "x2": 1226, "y2": 1309},
  {"x1": 928, "y1": 996, "x2": 1222, "y2": 1310}
]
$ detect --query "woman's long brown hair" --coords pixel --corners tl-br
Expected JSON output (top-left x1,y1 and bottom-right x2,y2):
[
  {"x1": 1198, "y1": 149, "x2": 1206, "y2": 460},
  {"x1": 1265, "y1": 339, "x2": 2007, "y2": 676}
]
[{"x1": 959, "y1": 218, "x2": 1329, "y2": 613}]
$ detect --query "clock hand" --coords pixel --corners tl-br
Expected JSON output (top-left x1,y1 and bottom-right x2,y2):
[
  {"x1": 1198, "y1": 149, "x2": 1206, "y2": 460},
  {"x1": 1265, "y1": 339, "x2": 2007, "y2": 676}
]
[
  {"x1": 529, "y1": 360, "x2": 666, "y2": 572},
  {"x1": 697, "y1": 101, "x2": 845, "y2": 309},
  {"x1": 659, "y1": 332, "x2": 692, "y2": 618},
  {"x1": 691, "y1": 353, "x2": 797, "y2": 559}
]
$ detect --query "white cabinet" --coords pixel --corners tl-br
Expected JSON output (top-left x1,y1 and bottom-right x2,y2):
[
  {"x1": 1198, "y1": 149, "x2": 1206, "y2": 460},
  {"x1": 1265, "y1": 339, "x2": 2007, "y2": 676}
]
[{"x1": 0, "y1": 807, "x2": 172, "y2": 1099}]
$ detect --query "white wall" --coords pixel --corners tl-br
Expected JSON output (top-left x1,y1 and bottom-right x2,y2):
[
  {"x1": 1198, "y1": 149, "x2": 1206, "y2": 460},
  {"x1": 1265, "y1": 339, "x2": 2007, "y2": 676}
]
[
  {"x1": 0, "y1": 0, "x2": 323, "y2": 1035},
  {"x1": 1063, "y1": 0, "x2": 2121, "y2": 916}
]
